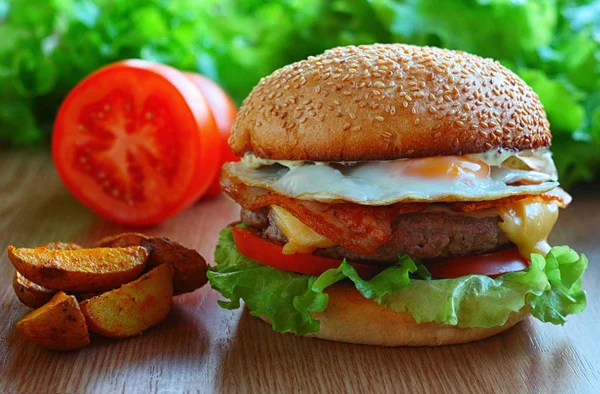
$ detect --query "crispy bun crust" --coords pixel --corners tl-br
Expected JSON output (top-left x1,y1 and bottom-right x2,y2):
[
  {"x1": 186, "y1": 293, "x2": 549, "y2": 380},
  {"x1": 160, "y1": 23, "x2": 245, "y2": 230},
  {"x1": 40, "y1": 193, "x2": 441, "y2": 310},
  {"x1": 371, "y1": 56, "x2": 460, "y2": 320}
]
[
  {"x1": 231, "y1": 44, "x2": 551, "y2": 161},
  {"x1": 259, "y1": 283, "x2": 529, "y2": 346}
]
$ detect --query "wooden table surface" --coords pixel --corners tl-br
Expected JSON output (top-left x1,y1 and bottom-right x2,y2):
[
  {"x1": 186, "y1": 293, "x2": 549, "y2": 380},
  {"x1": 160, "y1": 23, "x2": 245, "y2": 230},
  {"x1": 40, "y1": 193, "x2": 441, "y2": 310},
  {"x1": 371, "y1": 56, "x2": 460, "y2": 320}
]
[{"x1": 0, "y1": 149, "x2": 598, "y2": 394}]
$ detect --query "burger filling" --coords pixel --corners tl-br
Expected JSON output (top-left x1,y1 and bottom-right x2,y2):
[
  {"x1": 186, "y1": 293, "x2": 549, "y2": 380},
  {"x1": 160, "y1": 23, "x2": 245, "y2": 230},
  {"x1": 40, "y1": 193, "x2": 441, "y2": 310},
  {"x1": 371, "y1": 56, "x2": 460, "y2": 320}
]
[
  {"x1": 208, "y1": 149, "x2": 588, "y2": 336},
  {"x1": 242, "y1": 207, "x2": 511, "y2": 262}
]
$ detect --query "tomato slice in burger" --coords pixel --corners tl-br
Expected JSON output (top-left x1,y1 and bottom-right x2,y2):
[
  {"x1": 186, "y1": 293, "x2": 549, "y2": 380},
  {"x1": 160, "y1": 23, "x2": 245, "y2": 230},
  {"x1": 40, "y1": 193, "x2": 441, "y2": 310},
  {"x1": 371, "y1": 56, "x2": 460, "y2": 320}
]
[
  {"x1": 423, "y1": 247, "x2": 529, "y2": 279},
  {"x1": 232, "y1": 227, "x2": 383, "y2": 278},
  {"x1": 185, "y1": 73, "x2": 239, "y2": 198},
  {"x1": 52, "y1": 60, "x2": 220, "y2": 226}
]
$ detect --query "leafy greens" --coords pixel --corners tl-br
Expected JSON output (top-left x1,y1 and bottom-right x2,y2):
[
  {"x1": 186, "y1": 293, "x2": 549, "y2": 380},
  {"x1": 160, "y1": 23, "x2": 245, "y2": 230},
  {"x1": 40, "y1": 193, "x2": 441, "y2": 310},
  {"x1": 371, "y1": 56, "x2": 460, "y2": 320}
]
[
  {"x1": 1, "y1": 0, "x2": 599, "y2": 186},
  {"x1": 208, "y1": 227, "x2": 587, "y2": 336}
]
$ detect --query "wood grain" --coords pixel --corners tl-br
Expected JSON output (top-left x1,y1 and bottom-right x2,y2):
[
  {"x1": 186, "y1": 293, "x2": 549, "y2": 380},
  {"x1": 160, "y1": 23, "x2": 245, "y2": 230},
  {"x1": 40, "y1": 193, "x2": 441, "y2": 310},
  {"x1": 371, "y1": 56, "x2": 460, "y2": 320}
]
[{"x1": 0, "y1": 149, "x2": 599, "y2": 394}]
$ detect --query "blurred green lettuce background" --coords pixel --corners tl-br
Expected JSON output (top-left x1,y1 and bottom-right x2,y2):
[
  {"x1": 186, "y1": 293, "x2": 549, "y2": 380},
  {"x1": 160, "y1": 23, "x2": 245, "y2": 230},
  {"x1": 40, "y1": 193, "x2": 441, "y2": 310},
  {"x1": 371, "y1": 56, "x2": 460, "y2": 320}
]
[{"x1": 0, "y1": 0, "x2": 598, "y2": 188}]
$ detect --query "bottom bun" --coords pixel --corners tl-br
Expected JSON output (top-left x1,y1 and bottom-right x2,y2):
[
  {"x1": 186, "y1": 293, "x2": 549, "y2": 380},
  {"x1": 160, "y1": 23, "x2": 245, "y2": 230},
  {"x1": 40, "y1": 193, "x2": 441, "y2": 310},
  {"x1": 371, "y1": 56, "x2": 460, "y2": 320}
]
[{"x1": 259, "y1": 282, "x2": 530, "y2": 346}]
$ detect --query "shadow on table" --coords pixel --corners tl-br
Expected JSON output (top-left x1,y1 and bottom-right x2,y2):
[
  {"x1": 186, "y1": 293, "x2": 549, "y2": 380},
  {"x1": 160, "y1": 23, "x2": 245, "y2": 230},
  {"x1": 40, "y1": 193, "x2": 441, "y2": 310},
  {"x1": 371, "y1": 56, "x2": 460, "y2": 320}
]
[
  {"x1": 2, "y1": 295, "x2": 212, "y2": 393},
  {"x1": 215, "y1": 308, "x2": 577, "y2": 393}
]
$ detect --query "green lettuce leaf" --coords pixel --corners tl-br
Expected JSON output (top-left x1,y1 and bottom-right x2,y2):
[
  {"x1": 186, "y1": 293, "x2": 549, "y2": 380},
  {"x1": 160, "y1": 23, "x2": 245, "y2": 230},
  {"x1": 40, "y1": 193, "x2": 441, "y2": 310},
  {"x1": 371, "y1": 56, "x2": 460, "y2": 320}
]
[
  {"x1": 209, "y1": 224, "x2": 328, "y2": 335},
  {"x1": 380, "y1": 247, "x2": 588, "y2": 328},
  {"x1": 208, "y1": 227, "x2": 587, "y2": 335}
]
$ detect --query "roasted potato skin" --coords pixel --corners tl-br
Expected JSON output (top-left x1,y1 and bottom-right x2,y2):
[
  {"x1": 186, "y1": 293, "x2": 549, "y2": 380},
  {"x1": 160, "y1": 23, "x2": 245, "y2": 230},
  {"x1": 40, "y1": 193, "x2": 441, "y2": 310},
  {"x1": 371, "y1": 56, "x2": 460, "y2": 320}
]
[
  {"x1": 7, "y1": 246, "x2": 149, "y2": 292},
  {"x1": 95, "y1": 233, "x2": 149, "y2": 249},
  {"x1": 97, "y1": 233, "x2": 207, "y2": 295},
  {"x1": 37, "y1": 242, "x2": 83, "y2": 251},
  {"x1": 16, "y1": 292, "x2": 90, "y2": 351},
  {"x1": 13, "y1": 271, "x2": 56, "y2": 309},
  {"x1": 80, "y1": 264, "x2": 174, "y2": 338}
]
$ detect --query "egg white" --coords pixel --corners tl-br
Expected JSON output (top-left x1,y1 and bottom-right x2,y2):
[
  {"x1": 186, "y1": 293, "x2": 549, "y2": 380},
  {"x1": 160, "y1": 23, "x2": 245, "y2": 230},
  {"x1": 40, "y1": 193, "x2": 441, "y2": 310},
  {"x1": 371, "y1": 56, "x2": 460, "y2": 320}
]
[{"x1": 229, "y1": 149, "x2": 559, "y2": 204}]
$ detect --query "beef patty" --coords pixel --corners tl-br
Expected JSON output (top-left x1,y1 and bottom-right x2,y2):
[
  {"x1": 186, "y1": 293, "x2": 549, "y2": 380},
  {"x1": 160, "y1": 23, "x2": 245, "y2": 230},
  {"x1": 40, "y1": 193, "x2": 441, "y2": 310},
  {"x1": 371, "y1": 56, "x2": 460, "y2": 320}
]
[{"x1": 241, "y1": 207, "x2": 511, "y2": 263}]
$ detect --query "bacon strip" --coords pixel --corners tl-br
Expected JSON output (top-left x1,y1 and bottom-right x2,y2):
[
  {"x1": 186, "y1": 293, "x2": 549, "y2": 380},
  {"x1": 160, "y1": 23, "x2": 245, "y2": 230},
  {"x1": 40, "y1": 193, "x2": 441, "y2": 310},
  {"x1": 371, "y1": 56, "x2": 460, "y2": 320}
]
[
  {"x1": 222, "y1": 176, "x2": 426, "y2": 254},
  {"x1": 222, "y1": 168, "x2": 571, "y2": 254}
]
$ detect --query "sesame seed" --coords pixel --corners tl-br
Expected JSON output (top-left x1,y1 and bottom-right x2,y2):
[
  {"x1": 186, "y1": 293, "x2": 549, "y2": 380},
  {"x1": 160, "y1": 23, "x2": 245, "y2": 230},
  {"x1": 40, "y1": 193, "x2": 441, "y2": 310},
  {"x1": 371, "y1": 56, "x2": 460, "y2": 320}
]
[{"x1": 375, "y1": 116, "x2": 385, "y2": 122}]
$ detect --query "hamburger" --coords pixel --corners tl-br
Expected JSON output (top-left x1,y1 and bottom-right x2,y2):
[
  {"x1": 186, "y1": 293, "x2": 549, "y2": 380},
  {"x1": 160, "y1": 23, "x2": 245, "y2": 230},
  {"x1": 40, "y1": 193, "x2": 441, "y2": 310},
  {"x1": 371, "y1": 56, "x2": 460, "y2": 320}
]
[{"x1": 207, "y1": 44, "x2": 588, "y2": 346}]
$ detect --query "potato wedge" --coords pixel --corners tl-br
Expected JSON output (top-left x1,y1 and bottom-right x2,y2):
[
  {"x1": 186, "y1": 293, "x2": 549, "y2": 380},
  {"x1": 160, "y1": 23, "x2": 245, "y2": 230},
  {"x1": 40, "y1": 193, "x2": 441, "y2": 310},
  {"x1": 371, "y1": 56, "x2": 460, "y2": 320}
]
[
  {"x1": 97, "y1": 233, "x2": 207, "y2": 295},
  {"x1": 16, "y1": 292, "x2": 90, "y2": 351},
  {"x1": 13, "y1": 271, "x2": 56, "y2": 309},
  {"x1": 7, "y1": 246, "x2": 149, "y2": 292},
  {"x1": 80, "y1": 264, "x2": 174, "y2": 338},
  {"x1": 13, "y1": 241, "x2": 83, "y2": 308}
]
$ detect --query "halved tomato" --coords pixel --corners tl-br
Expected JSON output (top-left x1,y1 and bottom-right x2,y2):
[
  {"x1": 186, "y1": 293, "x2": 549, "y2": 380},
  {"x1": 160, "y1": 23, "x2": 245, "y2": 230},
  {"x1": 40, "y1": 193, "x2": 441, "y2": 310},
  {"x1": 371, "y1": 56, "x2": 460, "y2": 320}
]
[
  {"x1": 232, "y1": 227, "x2": 384, "y2": 278},
  {"x1": 185, "y1": 73, "x2": 239, "y2": 198},
  {"x1": 423, "y1": 247, "x2": 529, "y2": 279},
  {"x1": 52, "y1": 60, "x2": 220, "y2": 226}
]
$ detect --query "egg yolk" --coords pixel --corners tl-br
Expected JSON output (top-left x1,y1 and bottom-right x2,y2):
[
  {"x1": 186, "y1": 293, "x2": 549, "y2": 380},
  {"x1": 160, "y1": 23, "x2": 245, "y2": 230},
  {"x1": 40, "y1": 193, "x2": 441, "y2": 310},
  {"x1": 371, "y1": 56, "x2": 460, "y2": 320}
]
[{"x1": 400, "y1": 156, "x2": 490, "y2": 180}]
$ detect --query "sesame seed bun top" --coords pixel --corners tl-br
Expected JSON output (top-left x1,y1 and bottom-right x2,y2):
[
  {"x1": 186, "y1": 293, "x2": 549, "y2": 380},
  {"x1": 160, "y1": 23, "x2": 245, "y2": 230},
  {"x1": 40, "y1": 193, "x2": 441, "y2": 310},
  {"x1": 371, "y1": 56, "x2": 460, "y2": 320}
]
[{"x1": 229, "y1": 44, "x2": 551, "y2": 161}]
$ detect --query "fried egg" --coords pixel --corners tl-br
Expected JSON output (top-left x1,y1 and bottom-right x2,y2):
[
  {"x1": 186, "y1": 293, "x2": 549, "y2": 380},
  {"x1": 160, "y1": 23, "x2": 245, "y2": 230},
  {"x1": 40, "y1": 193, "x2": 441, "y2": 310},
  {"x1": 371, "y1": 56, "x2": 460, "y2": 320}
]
[{"x1": 228, "y1": 149, "x2": 559, "y2": 204}]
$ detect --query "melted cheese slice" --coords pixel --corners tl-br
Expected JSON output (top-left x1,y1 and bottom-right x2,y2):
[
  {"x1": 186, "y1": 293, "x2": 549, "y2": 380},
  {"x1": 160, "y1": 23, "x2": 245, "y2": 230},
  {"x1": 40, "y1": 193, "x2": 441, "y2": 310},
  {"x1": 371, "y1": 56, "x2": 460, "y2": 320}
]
[
  {"x1": 498, "y1": 199, "x2": 559, "y2": 258},
  {"x1": 271, "y1": 205, "x2": 336, "y2": 254}
]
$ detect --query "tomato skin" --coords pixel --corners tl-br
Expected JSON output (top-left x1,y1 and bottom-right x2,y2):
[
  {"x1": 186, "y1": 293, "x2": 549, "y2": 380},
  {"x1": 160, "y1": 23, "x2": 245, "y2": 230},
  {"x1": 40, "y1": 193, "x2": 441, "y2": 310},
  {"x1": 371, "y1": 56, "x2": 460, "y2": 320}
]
[
  {"x1": 423, "y1": 247, "x2": 529, "y2": 279},
  {"x1": 185, "y1": 73, "x2": 239, "y2": 198},
  {"x1": 232, "y1": 227, "x2": 383, "y2": 278},
  {"x1": 52, "y1": 60, "x2": 220, "y2": 226}
]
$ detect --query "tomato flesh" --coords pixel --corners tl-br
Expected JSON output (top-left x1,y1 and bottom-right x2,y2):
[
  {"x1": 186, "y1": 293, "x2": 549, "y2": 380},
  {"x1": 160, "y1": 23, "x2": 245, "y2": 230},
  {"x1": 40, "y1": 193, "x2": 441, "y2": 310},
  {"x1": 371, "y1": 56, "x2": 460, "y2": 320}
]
[
  {"x1": 232, "y1": 227, "x2": 384, "y2": 278},
  {"x1": 53, "y1": 60, "x2": 220, "y2": 226},
  {"x1": 423, "y1": 247, "x2": 529, "y2": 279},
  {"x1": 185, "y1": 73, "x2": 239, "y2": 198}
]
